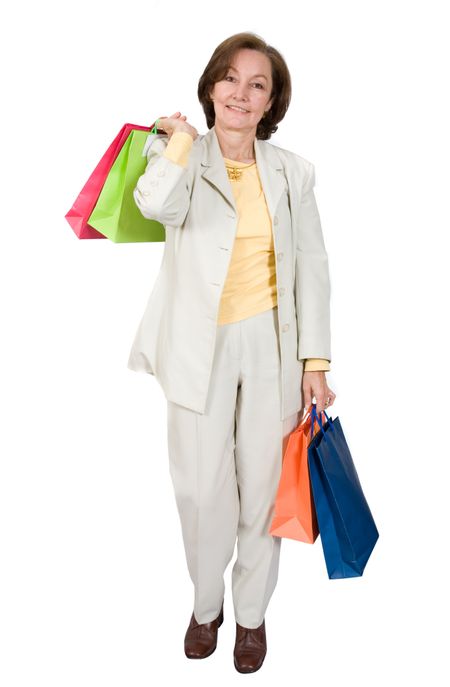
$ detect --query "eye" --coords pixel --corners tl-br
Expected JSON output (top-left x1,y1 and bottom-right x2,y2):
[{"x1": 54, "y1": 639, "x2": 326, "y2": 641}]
[{"x1": 225, "y1": 75, "x2": 263, "y2": 88}]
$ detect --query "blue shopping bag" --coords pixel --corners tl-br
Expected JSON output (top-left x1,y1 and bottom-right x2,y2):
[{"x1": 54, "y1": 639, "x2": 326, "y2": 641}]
[{"x1": 307, "y1": 404, "x2": 379, "y2": 579}]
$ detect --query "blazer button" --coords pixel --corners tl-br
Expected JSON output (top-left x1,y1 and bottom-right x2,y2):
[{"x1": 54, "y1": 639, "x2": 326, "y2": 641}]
[
  {"x1": 277, "y1": 252, "x2": 284, "y2": 261},
  {"x1": 282, "y1": 323, "x2": 289, "y2": 332},
  {"x1": 273, "y1": 215, "x2": 279, "y2": 225},
  {"x1": 157, "y1": 169, "x2": 165, "y2": 177},
  {"x1": 143, "y1": 190, "x2": 151, "y2": 196},
  {"x1": 279, "y1": 287, "x2": 286, "y2": 296}
]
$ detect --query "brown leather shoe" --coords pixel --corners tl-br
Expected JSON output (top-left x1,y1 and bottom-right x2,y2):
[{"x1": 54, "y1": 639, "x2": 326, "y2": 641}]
[
  {"x1": 184, "y1": 602, "x2": 224, "y2": 659},
  {"x1": 233, "y1": 619, "x2": 267, "y2": 673}
]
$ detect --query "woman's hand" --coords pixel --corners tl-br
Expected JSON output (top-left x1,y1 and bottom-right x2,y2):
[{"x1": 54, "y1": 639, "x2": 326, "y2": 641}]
[
  {"x1": 157, "y1": 111, "x2": 199, "y2": 141},
  {"x1": 302, "y1": 370, "x2": 336, "y2": 414}
]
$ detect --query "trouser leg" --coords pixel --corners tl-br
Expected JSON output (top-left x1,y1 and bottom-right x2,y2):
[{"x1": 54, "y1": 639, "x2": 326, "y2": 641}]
[
  {"x1": 166, "y1": 319, "x2": 241, "y2": 624},
  {"x1": 231, "y1": 306, "x2": 301, "y2": 628}
]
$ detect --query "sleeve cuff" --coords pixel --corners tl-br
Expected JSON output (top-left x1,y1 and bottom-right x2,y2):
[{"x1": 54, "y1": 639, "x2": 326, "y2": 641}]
[
  {"x1": 162, "y1": 131, "x2": 194, "y2": 167},
  {"x1": 304, "y1": 358, "x2": 331, "y2": 372}
]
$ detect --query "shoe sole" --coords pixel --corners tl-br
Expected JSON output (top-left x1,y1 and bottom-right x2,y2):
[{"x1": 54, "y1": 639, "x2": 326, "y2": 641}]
[{"x1": 233, "y1": 656, "x2": 265, "y2": 673}]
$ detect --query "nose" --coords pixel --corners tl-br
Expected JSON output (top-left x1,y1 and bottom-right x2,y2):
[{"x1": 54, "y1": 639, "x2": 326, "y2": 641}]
[{"x1": 232, "y1": 84, "x2": 250, "y2": 101}]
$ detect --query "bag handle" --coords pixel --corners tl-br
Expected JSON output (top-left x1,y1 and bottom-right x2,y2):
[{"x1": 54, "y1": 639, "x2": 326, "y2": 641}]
[
  {"x1": 293, "y1": 404, "x2": 314, "y2": 434},
  {"x1": 310, "y1": 403, "x2": 333, "y2": 439},
  {"x1": 149, "y1": 118, "x2": 166, "y2": 135},
  {"x1": 297, "y1": 403, "x2": 315, "y2": 427},
  {"x1": 296, "y1": 403, "x2": 324, "y2": 435}
]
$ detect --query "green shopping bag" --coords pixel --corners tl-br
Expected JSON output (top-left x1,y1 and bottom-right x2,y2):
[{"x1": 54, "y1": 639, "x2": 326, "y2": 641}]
[{"x1": 88, "y1": 128, "x2": 165, "y2": 243}]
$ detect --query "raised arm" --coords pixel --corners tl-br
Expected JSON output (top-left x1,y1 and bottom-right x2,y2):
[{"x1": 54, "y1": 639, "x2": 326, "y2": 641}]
[{"x1": 133, "y1": 124, "x2": 195, "y2": 227}]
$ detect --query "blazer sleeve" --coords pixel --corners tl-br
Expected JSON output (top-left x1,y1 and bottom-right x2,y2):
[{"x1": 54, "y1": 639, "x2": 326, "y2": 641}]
[
  {"x1": 294, "y1": 161, "x2": 332, "y2": 363},
  {"x1": 133, "y1": 133, "x2": 193, "y2": 227}
]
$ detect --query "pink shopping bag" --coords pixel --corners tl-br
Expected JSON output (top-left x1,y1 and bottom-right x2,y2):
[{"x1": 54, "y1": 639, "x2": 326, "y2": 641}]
[{"x1": 65, "y1": 122, "x2": 153, "y2": 239}]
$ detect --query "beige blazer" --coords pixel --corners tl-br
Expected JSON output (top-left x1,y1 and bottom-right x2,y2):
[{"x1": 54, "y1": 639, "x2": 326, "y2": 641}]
[{"x1": 127, "y1": 125, "x2": 331, "y2": 420}]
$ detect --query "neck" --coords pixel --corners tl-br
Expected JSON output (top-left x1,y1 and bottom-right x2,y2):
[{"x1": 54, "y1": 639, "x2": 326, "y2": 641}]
[{"x1": 214, "y1": 122, "x2": 256, "y2": 161}]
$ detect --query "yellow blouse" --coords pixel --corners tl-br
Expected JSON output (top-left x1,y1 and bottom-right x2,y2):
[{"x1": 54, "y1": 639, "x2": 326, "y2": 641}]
[{"x1": 160, "y1": 131, "x2": 330, "y2": 373}]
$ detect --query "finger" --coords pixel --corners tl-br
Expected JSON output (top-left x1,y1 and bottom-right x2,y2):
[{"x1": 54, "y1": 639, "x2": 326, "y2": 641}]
[
  {"x1": 323, "y1": 391, "x2": 335, "y2": 410},
  {"x1": 325, "y1": 391, "x2": 336, "y2": 407},
  {"x1": 316, "y1": 394, "x2": 328, "y2": 415}
]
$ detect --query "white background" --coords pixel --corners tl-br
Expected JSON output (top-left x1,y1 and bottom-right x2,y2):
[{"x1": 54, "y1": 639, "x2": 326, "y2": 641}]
[{"x1": 1, "y1": 0, "x2": 449, "y2": 684}]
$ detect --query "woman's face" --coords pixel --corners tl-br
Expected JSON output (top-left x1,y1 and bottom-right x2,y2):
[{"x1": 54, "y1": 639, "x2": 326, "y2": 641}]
[{"x1": 209, "y1": 48, "x2": 274, "y2": 135}]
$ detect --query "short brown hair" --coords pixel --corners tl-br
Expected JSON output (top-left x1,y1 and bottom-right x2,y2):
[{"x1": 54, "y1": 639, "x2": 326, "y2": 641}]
[{"x1": 197, "y1": 32, "x2": 292, "y2": 140}]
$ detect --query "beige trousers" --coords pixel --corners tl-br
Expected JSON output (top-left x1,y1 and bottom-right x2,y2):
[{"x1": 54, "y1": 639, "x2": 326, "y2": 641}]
[{"x1": 166, "y1": 306, "x2": 302, "y2": 628}]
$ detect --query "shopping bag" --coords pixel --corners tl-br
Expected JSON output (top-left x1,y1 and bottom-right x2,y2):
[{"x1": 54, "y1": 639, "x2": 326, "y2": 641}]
[
  {"x1": 87, "y1": 127, "x2": 166, "y2": 243},
  {"x1": 307, "y1": 404, "x2": 379, "y2": 579},
  {"x1": 269, "y1": 404, "x2": 320, "y2": 543},
  {"x1": 65, "y1": 122, "x2": 151, "y2": 239}
]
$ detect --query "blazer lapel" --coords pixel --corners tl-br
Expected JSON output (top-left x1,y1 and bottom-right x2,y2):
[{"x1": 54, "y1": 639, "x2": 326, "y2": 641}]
[
  {"x1": 254, "y1": 136, "x2": 287, "y2": 229},
  {"x1": 200, "y1": 126, "x2": 237, "y2": 213},
  {"x1": 200, "y1": 125, "x2": 287, "y2": 230}
]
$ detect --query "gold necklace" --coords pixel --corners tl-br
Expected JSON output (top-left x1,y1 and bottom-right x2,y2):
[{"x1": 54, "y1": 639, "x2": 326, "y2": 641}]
[
  {"x1": 226, "y1": 166, "x2": 244, "y2": 181},
  {"x1": 225, "y1": 161, "x2": 255, "y2": 181}
]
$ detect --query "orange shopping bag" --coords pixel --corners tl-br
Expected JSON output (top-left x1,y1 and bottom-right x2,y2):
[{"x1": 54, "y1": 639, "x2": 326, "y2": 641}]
[{"x1": 269, "y1": 404, "x2": 321, "y2": 543}]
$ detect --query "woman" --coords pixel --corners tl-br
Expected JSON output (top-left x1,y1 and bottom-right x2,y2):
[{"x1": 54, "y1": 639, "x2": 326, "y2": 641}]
[{"x1": 128, "y1": 32, "x2": 336, "y2": 673}]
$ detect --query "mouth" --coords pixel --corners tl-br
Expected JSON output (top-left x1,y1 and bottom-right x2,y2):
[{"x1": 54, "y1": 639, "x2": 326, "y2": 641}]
[{"x1": 226, "y1": 105, "x2": 250, "y2": 114}]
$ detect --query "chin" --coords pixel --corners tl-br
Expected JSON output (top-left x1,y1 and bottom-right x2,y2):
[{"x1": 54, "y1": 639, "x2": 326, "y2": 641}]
[{"x1": 218, "y1": 114, "x2": 254, "y2": 129}]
